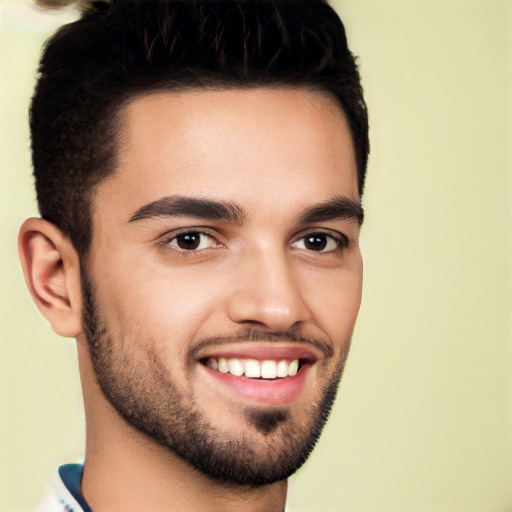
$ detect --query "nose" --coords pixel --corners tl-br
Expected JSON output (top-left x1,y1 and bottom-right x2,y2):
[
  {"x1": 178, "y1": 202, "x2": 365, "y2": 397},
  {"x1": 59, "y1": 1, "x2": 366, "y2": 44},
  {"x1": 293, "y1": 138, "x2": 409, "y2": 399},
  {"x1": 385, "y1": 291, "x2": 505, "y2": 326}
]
[{"x1": 227, "y1": 246, "x2": 311, "y2": 333}]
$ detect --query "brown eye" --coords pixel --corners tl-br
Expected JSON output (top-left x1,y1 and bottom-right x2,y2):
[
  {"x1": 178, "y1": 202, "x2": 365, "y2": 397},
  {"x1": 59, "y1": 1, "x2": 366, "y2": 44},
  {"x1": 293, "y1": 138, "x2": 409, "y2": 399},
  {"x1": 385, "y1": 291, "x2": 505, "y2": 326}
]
[
  {"x1": 304, "y1": 235, "x2": 328, "y2": 251},
  {"x1": 169, "y1": 232, "x2": 217, "y2": 252},
  {"x1": 176, "y1": 233, "x2": 201, "y2": 250},
  {"x1": 291, "y1": 232, "x2": 346, "y2": 253}
]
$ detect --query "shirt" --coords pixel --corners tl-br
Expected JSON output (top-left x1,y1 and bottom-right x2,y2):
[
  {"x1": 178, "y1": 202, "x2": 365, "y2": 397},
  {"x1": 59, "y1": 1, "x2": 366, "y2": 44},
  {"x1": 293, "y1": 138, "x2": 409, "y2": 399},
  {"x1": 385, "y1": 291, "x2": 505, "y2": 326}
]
[{"x1": 37, "y1": 464, "x2": 91, "y2": 512}]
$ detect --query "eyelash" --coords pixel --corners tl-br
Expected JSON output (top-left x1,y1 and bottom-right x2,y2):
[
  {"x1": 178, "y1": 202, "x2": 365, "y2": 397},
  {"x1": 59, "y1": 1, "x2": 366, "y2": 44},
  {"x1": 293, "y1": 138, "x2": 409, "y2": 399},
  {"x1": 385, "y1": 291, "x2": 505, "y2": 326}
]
[
  {"x1": 157, "y1": 228, "x2": 222, "y2": 256},
  {"x1": 157, "y1": 228, "x2": 349, "y2": 256},
  {"x1": 292, "y1": 231, "x2": 349, "y2": 253}
]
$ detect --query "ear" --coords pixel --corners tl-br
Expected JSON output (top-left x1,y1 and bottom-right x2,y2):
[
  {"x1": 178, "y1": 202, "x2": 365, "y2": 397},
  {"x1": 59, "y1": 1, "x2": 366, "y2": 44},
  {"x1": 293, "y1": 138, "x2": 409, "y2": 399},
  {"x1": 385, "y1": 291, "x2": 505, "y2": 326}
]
[{"x1": 18, "y1": 217, "x2": 83, "y2": 338}]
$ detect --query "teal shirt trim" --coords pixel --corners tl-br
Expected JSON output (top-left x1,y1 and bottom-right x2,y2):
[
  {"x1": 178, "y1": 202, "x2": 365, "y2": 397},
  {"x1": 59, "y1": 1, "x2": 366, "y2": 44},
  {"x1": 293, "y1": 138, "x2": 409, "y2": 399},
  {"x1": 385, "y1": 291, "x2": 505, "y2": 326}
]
[{"x1": 59, "y1": 463, "x2": 93, "y2": 512}]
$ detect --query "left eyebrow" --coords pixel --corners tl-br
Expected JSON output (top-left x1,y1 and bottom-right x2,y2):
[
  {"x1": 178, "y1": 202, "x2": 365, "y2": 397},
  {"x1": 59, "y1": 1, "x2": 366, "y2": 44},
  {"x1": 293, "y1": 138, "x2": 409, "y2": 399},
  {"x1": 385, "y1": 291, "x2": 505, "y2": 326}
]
[{"x1": 295, "y1": 196, "x2": 364, "y2": 225}]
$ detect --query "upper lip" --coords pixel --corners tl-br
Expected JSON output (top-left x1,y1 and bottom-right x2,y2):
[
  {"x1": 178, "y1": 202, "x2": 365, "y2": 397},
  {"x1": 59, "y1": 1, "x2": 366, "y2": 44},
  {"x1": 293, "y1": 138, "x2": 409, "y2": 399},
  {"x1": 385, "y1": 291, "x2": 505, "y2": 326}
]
[{"x1": 194, "y1": 342, "x2": 320, "y2": 363}]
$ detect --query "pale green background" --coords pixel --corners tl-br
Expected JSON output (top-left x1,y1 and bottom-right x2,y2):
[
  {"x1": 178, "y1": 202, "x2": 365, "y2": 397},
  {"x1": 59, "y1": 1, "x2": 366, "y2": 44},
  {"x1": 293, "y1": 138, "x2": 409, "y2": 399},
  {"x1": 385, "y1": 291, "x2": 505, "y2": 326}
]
[{"x1": 1, "y1": 1, "x2": 511, "y2": 511}]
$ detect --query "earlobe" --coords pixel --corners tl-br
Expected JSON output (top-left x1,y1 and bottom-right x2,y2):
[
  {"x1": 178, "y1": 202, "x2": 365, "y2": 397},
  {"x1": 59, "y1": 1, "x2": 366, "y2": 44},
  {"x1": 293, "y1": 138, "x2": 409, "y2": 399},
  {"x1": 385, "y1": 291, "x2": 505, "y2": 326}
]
[{"x1": 18, "y1": 218, "x2": 83, "y2": 338}]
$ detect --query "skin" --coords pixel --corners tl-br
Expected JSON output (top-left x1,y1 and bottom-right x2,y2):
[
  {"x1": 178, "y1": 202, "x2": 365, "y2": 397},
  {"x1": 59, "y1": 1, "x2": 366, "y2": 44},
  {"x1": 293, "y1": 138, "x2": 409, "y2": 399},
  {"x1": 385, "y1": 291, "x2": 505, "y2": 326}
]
[{"x1": 19, "y1": 88, "x2": 363, "y2": 512}]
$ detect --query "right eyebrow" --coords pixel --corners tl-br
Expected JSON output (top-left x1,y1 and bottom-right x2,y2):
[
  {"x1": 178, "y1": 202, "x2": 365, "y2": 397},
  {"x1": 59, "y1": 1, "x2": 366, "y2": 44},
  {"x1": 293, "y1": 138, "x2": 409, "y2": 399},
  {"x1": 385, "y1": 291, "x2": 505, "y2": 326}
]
[{"x1": 128, "y1": 195, "x2": 247, "y2": 224}]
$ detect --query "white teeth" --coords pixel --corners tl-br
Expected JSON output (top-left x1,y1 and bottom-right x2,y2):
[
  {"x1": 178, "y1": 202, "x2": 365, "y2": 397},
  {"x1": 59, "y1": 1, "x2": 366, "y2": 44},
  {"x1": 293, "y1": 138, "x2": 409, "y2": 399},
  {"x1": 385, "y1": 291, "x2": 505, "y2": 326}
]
[
  {"x1": 288, "y1": 359, "x2": 299, "y2": 377},
  {"x1": 261, "y1": 360, "x2": 277, "y2": 379},
  {"x1": 276, "y1": 360, "x2": 289, "y2": 378},
  {"x1": 228, "y1": 358, "x2": 244, "y2": 377},
  {"x1": 205, "y1": 357, "x2": 300, "y2": 379},
  {"x1": 218, "y1": 358, "x2": 229, "y2": 374},
  {"x1": 244, "y1": 359, "x2": 261, "y2": 378}
]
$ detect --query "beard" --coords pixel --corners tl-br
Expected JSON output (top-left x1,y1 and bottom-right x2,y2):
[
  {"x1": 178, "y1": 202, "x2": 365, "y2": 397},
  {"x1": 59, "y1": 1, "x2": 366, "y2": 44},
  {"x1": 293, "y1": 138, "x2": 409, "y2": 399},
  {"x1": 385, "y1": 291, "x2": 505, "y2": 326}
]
[{"x1": 81, "y1": 266, "x2": 350, "y2": 486}]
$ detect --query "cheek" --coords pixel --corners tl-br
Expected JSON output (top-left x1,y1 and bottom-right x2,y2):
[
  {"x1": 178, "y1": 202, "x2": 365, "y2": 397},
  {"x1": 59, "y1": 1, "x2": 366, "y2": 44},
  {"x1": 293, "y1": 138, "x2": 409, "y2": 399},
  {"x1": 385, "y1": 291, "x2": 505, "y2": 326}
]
[
  {"x1": 95, "y1": 262, "x2": 229, "y2": 346},
  {"x1": 300, "y1": 266, "x2": 362, "y2": 348}
]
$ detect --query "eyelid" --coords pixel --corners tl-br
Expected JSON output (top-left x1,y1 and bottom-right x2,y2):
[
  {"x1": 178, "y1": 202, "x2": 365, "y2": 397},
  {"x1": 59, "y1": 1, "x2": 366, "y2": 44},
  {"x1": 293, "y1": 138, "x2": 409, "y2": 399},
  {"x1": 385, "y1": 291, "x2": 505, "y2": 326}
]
[
  {"x1": 158, "y1": 225, "x2": 221, "y2": 240},
  {"x1": 296, "y1": 227, "x2": 349, "y2": 243}
]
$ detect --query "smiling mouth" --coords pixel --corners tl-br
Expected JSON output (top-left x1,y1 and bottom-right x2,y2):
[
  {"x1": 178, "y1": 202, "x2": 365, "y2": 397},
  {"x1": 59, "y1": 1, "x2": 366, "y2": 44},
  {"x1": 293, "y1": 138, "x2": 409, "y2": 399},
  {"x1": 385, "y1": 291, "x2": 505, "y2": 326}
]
[
  {"x1": 198, "y1": 349, "x2": 316, "y2": 404},
  {"x1": 201, "y1": 357, "x2": 305, "y2": 379}
]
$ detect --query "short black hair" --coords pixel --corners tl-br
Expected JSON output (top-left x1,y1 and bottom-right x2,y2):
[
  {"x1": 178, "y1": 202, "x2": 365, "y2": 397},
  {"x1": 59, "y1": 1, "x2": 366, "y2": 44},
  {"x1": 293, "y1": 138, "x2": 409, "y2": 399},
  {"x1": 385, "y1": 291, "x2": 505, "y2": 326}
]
[{"x1": 30, "y1": 0, "x2": 369, "y2": 256}]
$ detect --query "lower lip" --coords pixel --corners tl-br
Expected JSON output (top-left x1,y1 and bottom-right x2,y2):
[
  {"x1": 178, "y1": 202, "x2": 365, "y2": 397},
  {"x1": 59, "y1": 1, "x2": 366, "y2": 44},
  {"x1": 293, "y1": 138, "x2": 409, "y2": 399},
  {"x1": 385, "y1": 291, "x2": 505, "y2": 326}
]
[{"x1": 202, "y1": 364, "x2": 310, "y2": 405}]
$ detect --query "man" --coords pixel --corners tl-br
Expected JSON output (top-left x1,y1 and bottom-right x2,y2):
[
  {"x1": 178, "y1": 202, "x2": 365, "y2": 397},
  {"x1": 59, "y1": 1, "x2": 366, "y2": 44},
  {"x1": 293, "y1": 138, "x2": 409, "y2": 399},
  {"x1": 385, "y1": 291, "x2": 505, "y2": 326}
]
[{"x1": 19, "y1": 0, "x2": 369, "y2": 510}]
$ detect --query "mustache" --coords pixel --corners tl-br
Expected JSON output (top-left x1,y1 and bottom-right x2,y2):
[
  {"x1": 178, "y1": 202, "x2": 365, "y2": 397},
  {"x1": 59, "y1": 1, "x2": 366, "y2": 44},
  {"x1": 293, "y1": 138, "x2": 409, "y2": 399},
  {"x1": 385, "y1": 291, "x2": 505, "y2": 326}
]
[{"x1": 189, "y1": 326, "x2": 334, "y2": 360}]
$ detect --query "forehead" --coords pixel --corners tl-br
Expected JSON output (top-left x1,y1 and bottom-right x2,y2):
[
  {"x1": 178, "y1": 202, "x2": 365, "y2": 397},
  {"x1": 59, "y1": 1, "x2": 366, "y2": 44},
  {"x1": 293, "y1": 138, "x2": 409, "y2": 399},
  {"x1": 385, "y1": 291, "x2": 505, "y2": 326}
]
[{"x1": 97, "y1": 87, "x2": 358, "y2": 220}]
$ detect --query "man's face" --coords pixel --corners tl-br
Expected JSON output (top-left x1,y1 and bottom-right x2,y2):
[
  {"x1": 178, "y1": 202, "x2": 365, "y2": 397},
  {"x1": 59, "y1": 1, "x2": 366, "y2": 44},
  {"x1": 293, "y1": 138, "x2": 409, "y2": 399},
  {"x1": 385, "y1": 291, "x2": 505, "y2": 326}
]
[{"x1": 82, "y1": 88, "x2": 363, "y2": 485}]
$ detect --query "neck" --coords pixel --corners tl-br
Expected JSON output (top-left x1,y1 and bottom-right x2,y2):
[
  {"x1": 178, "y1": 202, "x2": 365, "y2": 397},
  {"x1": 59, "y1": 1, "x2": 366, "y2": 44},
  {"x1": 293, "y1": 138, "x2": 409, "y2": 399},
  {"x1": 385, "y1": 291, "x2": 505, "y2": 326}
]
[{"x1": 77, "y1": 340, "x2": 287, "y2": 512}]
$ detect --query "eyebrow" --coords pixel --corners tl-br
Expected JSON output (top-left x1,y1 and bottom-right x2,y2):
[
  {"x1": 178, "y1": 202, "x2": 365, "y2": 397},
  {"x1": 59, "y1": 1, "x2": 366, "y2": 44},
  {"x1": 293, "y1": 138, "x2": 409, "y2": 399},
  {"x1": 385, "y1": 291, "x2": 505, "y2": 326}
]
[
  {"x1": 296, "y1": 196, "x2": 364, "y2": 225},
  {"x1": 129, "y1": 194, "x2": 364, "y2": 226},
  {"x1": 129, "y1": 196, "x2": 247, "y2": 224}
]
